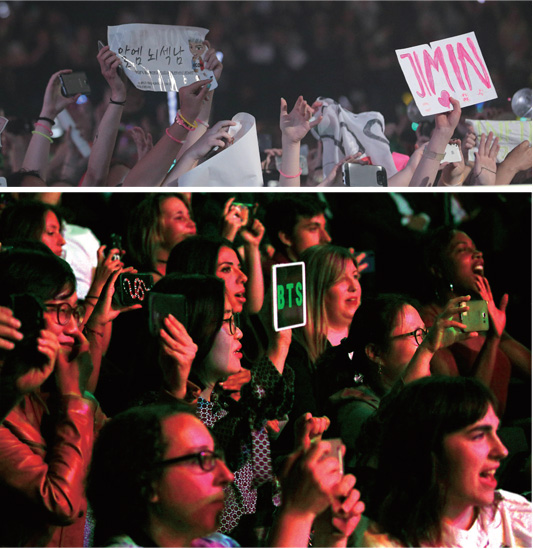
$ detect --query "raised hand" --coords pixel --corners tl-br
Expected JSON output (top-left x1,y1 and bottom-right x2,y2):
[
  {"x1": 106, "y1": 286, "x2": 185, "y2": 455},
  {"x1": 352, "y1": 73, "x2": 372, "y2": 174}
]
[
  {"x1": 159, "y1": 314, "x2": 198, "y2": 399},
  {"x1": 473, "y1": 132, "x2": 499, "y2": 185},
  {"x1": 40, "y1": 69, "x2": 81, "y2": 119},
  {"x1": 475, "y1": 276, "x2": 507, "y2": 337},
  {"x1": 280, "y1": 96, "x2": 322, "y2": 144},
  {"x1": 97, "y1": 45, "x2": 127, "y2": 102}
]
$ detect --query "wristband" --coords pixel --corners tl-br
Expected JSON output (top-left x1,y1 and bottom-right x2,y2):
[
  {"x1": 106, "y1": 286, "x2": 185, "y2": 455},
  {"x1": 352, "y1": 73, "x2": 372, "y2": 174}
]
[
  {"x1": 196, "y1": 118, "x2": 209, "y2": 128},
  {"x1": 37, "y1": 116, "x2": 55, "y2": 126},
  {"x1": 165, "y1": 128, "x2": 184, "y2": 144},
  {"x1": 109, "y1": 99, "x2": 126, "y2": 106},
  {"x1": 177, "y1": 111, "x2": 198, "y2": 129},
  {"x1": 422, "y1": 148, "x2": 445, "y2": 162},
  {"x1": 175, "y1": 117, "x2": 195, "y2": 132},
  {"x1": 278, "y1": 168, "x2": 302, "y2": 179},
  {"x1": 34, "y1": 122, "x2": 53, "y2": 136},
  {"x1": 31, "y1": 130, "x2": 53, "y2": 144}
]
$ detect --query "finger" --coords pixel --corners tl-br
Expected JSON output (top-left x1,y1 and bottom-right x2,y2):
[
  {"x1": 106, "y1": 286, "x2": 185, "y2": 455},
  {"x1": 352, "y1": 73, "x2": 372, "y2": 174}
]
[
  {"x1": 499, "y1": 293, "x2": 509, "y2": 313},
  {"x1": 309, "y1": 115, "x2": 323, "y2": 129},
  {"x1": 280, "y1": 97, "x2": 288, "y2": 116}
]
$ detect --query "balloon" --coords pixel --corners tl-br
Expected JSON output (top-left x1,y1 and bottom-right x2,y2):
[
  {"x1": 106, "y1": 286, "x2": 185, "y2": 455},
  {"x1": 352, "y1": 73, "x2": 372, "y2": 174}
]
[{"x1": 511, "y1": 88, "x2": 532, "y2": 119}]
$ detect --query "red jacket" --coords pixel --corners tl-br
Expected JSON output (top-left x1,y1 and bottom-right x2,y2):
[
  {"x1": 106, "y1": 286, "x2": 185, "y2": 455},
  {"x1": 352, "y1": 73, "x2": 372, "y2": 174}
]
[{"x1": 0, "y1": 391, "x2": 99, "y2": 547}]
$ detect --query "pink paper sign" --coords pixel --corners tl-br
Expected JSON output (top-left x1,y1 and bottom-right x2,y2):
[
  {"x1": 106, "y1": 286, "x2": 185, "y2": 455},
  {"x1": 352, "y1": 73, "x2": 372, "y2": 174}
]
[{"x1": 396, "y1": 32, "x2": 497, "y2": 116}]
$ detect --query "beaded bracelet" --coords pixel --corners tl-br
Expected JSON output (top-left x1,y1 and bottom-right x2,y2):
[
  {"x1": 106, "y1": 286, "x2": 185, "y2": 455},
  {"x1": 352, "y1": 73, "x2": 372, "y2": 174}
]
[
  {"x1": 165, "y1": 128, "x2": 184, "y2": 144},
  {"x1": 37, "y1": 116, "x2": 55, "y2": 125},
  {"x1": 196, "y1": 118, "x2": 209, "y2": 129},
  {"x1": 31, "y1": 130, "x2": 53, "y2": 144},
  {"x1": 177, "y1": 111, "x2": 198, "y2": 129},
  {"x1": 34, "y1": 122, "x2": 53, "y2": 136},
  {"x1": 278, "y1": 168, "x2": 302, "y2": 179}
]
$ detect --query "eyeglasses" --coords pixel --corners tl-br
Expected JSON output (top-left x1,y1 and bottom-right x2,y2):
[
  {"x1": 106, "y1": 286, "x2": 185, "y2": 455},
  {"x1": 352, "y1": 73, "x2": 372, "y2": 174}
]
[
  {"x1": 45, "y1": 303, "x2": 84, "y2": 327},
  {"x1": 390, "y1": 327, "x2": 427, "y2": 346},
  {"x1": 153, "y1": 450, "x2": 226, "y2": 472},
  {"x1": 223, "y1": 314, "x2": 238, "y2": 335}
]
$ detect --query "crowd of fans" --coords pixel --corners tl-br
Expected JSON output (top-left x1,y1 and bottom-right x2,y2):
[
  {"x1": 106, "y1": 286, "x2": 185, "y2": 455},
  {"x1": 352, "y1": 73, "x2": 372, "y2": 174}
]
[
  {"x1": 0, "y1": 190, "x2": 530, "y2": 547},
  {"x1": 0, "y1": 1, "x2": 531, "y2": 187}
]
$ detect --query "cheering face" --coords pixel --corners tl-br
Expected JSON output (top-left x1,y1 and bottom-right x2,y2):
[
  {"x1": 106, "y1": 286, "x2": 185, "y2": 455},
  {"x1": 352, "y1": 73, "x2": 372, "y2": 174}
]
[
  {"x1": 151, "y1": 413, "x2": 234, "y2": 541},
  {"x1": 440, "y1": 231, "x2": 484, "y2": 295},
  {"x1": 377, "y1": 305, "x2": 427, "y2": 384},
  {"x1": 324, "y1": 260, "x2": 361, "y2": 330},
  {"x1": 215, "y1": 246, "x2": 247, "y2": 314},
  {"x1": 441, "y1": 404, "x2": 508, "y2": 521},
  {"x1": 158, "y1": 197, "x2": 197, "y2": 252},
  {"x1": 43, "y1": 286, "x2": 81, "y2": 353},
  {"x1": 40, "y1": 210, "x2": 66, "y2": 257},
  {"x1": 203, "y1": 303, "x2": 243, "y2": 383},
  {"x1": 285, "y1": 213, "x2": 331, "y2": 260}
]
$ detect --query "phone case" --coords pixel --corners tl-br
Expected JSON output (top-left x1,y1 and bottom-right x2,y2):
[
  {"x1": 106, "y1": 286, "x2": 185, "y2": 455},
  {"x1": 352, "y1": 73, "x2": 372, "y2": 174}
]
[
  {"x1": 460, "y1": 300, "x2": 489, "y2": 332},
  {"x1": 147, "y1": 293, "x2": 188, "y2": 337},
  {"x1": 115, "y1": 273, "x2": 154, "y2": 307},
  {"x1": 343, "y1": 164, "x2": 388, "y2": 187},
  {"x1": 59, "y1": 72, "x2": 91, "y2": 97}
]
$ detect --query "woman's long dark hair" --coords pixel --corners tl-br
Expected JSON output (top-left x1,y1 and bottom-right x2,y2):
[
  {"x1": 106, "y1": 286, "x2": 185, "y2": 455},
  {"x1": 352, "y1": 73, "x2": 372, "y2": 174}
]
[
  {"x1": 150, "y1": 274, "x2": 225, "y2": 389},
  {"x1": 372, "y1": 376, "x2": 497, "y2": 547},
  {"x1": 0, "y1": 200, "x2": 64, "y2": 244}
]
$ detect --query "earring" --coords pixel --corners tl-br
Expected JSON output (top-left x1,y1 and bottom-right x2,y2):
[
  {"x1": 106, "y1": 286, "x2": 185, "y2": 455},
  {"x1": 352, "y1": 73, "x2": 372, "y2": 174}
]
[{"x1": 449, "y1": 282, "x2": 454, "y2": 293}]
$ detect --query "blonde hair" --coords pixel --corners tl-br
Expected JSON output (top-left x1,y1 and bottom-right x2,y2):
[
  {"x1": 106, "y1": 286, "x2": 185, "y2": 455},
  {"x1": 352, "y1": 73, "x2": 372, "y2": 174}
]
[{"x1": 295, "y1": 244, "x2": 357, "y2": 364}]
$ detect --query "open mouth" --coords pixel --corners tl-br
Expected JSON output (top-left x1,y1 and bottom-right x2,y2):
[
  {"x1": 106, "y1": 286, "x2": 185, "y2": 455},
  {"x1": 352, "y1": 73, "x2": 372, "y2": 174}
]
[
  {"x1": 472, "y1": 264, "x2": 484, "y2": 276},
  {"x1": 234, "y1": 292, "x2": 246, "y2": 302}
]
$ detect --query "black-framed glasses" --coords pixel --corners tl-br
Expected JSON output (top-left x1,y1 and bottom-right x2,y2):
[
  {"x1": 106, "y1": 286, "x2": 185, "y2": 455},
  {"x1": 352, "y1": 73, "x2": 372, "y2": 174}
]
[
  {"x1": 223, "y1": 314, "x2": 238, "y2": 335},
  {"x1": 390, "y1": 327, "x2": 427, "y2": 346},
  {"x1": 153, "y1": 450, "x2": 225, "y2": 472},
  {"x1": 45, "y1": 303, "x2": 84, "y2": 327}
]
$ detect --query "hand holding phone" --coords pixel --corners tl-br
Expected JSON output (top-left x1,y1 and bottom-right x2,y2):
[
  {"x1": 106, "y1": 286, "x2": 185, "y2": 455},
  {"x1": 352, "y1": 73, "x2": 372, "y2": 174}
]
[{"x1": 59, "y1": 72, "x2": 91, "y2": 98}]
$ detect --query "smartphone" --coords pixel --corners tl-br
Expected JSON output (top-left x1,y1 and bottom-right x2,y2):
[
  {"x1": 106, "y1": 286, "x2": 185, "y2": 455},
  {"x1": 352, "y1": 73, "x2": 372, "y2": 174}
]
[
  {"x1": 8, "y1": 293, "x2": 47, "y2": 366},
  {"x1": 108, "y1": 233, "x2": 123, "y2": 262},
  {"x1": 460, "y1": 299, "x2": 489, "y2": 332},
  {"x1": 147, "y1": 292, "x2": 188, "y2": 337},
  {"x1": 323, "y1": 438, "x2": 344, "y2": 475},
  {"x1": 232, "y1": 202, "x2": 255, "y2": 229},
  {"x1": 114, "y1": 273, "x2": 154, "y2": 307},
  {"x1": 343, "y1": 163, "x2": 388, "y2": 187},
  {"x1": 59, "y1": 72, "x2": 91, "y2": 98}
]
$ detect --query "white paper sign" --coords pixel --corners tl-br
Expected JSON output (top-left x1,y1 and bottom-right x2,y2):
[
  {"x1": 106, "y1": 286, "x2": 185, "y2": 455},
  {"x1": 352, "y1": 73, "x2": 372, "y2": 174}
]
[
  {"x1": 396, "y1": 32, "x2": 497, "y2": 116},
  {"x1": 176, "y1": 113, "x2": 263, "y2": 187},
  {"x1": 465, "y1": 119, "x2": 532, "y2": 163},
  {"x1": 108, "y1": 24, "x2": 217, "y2": 92}
]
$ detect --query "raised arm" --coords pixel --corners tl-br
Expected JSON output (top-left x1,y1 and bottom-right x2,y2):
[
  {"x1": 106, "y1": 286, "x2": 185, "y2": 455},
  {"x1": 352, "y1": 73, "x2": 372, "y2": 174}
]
[
  {"x1": 161, "y1": 120, "x2": 236, "y2": 186},
  {"x1": 409, "y1": 97, "x2": 461, "y2": 187},
  {"x1": 496, "y1": 140, "x2": 532, "y2": 185},
  {"x1": 279, "y1": 96, "x2": 322, "y2": 187},
  {"x1": 82, "y1": 46, "x2": 127, "y2": 187},
  {"x1": 402, "y1": 296, "x2": 476, "y2": 384},
  {"x1": 471, "y1": 132, "x2": 499, "y2": 186},
  {"x1": 21, "y1": 69, "x2": 80, "y2": 182},
  {"x1": 121, "y1": 79, "x2": 211, "y2": 187}
]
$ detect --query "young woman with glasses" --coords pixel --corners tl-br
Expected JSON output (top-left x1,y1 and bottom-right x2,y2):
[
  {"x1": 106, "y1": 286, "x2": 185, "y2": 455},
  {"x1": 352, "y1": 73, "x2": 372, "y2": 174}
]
[
  {"x1": 0, "y1": 248, "x2": 98, "y2": 547},
  {"x1": 0, "y1": 248, "x2": 138, "y2": 547},
  {"x1": 314, "y1": 293, "x2": 478, "y2": 474},
  {"x1": 144, "y1": 274, "x2": 293, "y2": 545},
  {"x1": 87, "y1": 402, "x2": 365, "y2": 548}
]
